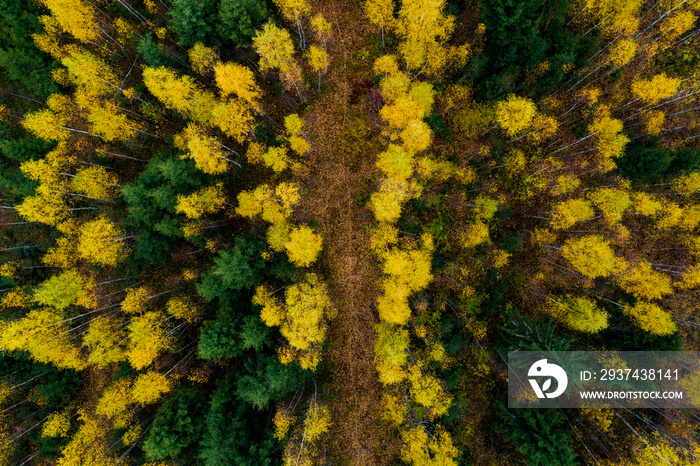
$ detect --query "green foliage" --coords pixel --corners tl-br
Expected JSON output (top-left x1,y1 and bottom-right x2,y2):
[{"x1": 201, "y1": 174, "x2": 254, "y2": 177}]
[
  {"x1": 0, "y1": 354, "x2": 82, "y2": 408},
  {"x1": 1, "y1": 137, "x2": 55, "y2": 163},
  {"x1": 143, "y1": 386, "x2": 208, "y2": 462},
  {"x1": 198, "y1": 305, "x2": 272, "y2": 361},
  {"x1": 199, "y1": 375, "x2": 280, "y2": 466},
  {"x1": 121, "y1": 150, "x2": 206, "y2": 265},
  {"x1": 136, "y1": 32, "x2": 168, "y2": 68},
  {"x1": 426, "y1": 111, "x2": 450, "y2": 140},
  {"x1": 169, "y1": 0, "x2": 219, "y2": 47},
  {"x1": 498, "y1": 308, "x2": 572, "y2": 352},
  {"x1": 236, "y1": 353, "x2": 311, "y2": 410},
  {"x1": 197, "y1": 235, "x2": 267, "y2": 302},
  {"x1": 0, "y1": 0, "x2": 59, "y2": 99},
  {"x1": 217, "y1": 0, "x2": 269, "y2": 46},
  {"x1": 496, "y1": 402, "x2": 578, "y2": 466},
  {"x1": 616, "y1": 136, "x2": 700, "y2": 182},
  {"x1": 474, "y1": 0, "x2": 592, "y2": 99},
  {"x1": 198, "y1": 306, "x2": 242, "y2": 361}
]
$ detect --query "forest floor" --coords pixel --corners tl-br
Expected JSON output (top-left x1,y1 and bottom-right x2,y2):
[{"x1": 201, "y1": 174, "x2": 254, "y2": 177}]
[{"x1": 300, "y1": 1, "x2": 398, "y2": 464}]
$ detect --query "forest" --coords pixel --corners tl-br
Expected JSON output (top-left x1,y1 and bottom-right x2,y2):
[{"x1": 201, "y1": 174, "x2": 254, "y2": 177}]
[{"x1": 0, "y1": 0, "x2": 699, "y2": 464}]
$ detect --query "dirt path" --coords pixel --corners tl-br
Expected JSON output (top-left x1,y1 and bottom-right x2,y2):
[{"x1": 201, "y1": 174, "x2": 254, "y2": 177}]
[{"x1": 300, "y1": 2, "x2": 398, "y2": 464}]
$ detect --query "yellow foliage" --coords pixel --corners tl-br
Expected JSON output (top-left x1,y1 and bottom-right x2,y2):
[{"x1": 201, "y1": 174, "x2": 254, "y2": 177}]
[
  {"x1": 551, "y1": 174, "x2": 581, "y2": 196},
  {"x1": 674, "y1": 172, "x2": 700, "y2": 194},
  {"x1": 370, "y1": 222, "x2": 399, "y2": 253},
  {"x1": 589, "y1": 111, "x2": 629, "y2": 169},
  {"x1": 374, "y1": 54, "x2": 401, "y2": 76},
  {"x1": 364, "y1": 0, "x2": 396, "y2": 32},
  {"x1": 583, "y1": 0, "x2": 641, "y2": 35},
  {"x1": 246, "y1": 142, "x2": 266, "y2": 165},
  {"x1": 381, "y1": 393, "x2": 406, "y2": 426},
  {"x1": 77, "y1": 217, "x2": 125, "y2": 266},
  {"x1": 656, "y1": 201, "x2": 684, "y2": 229},
  {"x1": 175, "y1": 183, "x2": 227, "y2": 219},
  {"x1": 376, "y1": 144, "x2": 413, "y2": 179},
  {"x1": 310, "y1": 14, "x2": 332, "y2": 44},
  {"x1": 281, "y1": 273, "x2": 335, "y2": 351},
  {"x1": 407, "y1": 364, "x2": 452, "y2": 417},
  {"x1": 122, "y1": 424, "x2": 142, "y2": 446},
  {"x1": 127, "y1": 311, "x2": 171, "y2": 370},
  {"x1": 254, "y1": 285, "x2": 285, "y2": 327},
  {"x1": 303, "y1": 402, "x2": 331, "y2": 443},
  {"x1": 394, "y1": 0, "x2": 455, "y2": 75},
  {"x1": 0, "y1": 261, "x2": 18, "y2": 280},
  {"x1": 529, "y1": 114, "x2": 559, "y2": 142},
  {"x1": 96, "y1": 379, "x2": 132, "y2": 419},
  {"x1": 267, "y1": 221, "x2": 292, "y2": 252},
  {"x1": 214, "y1": 62, "x2": 260, "y2": 104},
  {"x1": 132, "y1": 371, "x2": 171, "y2": 405},
  {"x1": 678, "y1": 265, "x2": 700, "y2": 290},
  {"x1": 257, "y1": 274, "x2": 335, "y2": 369},
  {"x1": 307, "y1": 45, "x2": 329, "y2": 73},
  {"x1": 400, "y1": 120, "x2": 432, "y2": 154},
  {"x1": 143, "y1": 66, "x2": 203, "y2": 117},
  {"x1": 39, "y1": 0, "x2": 99, "y2": 42},
  {"x1": 561, "y1": 235, "x2": 619, "y2": 278},
  {"x1": 609, "y1": 39, "x2": 637, "y2": 66},
  {"x1": 273, "y1": 407, "x2": 295, "y2": 440},
  {"x1": 377, "y1": 277, "x2": 412, "y2": 326},
  {"x1": 22, "y1": 108, "x2": 69, "y2": 141},
  {"x1": 548, "y1": 295, "x2": 608, "y2": 333},
  {"x1": 1, "y1": 287, "x2": 32, "y2": 310},
  {"x1": 16, "y1": 185, "x2": 66, "y2": 225},
  {"x1": 189, "y1": 43, "x2": 220, "y2": 75},
  {"x1": 631, "y1": 73, "x2": 681, "y2": 105},
  {"x1": 57, "y1": 410, "x2": 116, "y2": 466},
  {"x1": 400, "y1": 426, "x2": 458, "y2": 466},
  {"x1": 175, "y1": 124, "x2": 229, "y2": 174},
  {"x1": 623, "y1": 301, "x2": 677, "y2": 336},
  {"x1": 61, "y1": 52, "x2": 117, "y2": 97},
  {"x1": 588, "y1": 187, "x2": 631, "y2": 223},
  {"x1": 644, "y1": 110, "x2": 665, "y2": 135},
  {"x1": 253, "y1": 23, "x2": 303, "y2": 93},
  {"x1": 83, "y1": 316, "x2": 127, "y2": 368},
  {"x1": 166, "y1": 296, "x2": 197, "y2": 322},
  {"x1": 87, "y1": 102, "x2": 138, "y2": 142},
  {"x1": 495, "y1": 94, "x2": 537, "y2": 137},
  {"x1": 122, "y1": 287, "x2": 149, "y2": 314},
  {"x1": 369, "y1": 177, "x2": 422, "y2": 223},
  {"x1": 631, "y1": 192, "x2": 662, "y2": 215},
  {"x1": 618, "y1": 261, "x2": 672, "y2": 300},
  {"x1": 236, "y1": 182, "x2": 300, "y2": 223},
  {"x1": 380, "y1": 81, "x2": 434, "y2": 129},
  {"x1": 43, "y1": 412, "x2": 70, "y2": 438},
  {"x1": 72, "y1": 166, "x2": 118, "y2": 200},
  {"x1": 492, "y1": 250, "x2": 510, "y2": 269},
  {"x1": 211, "y1": 100, "x2": 254, "y2": 143},
  {"x1": 550, "y1": 199, "x2": 595, "y2": 229},
  {"x1": 285, "y1": 226, "x2": 323, "y2": 267},
  {"x1": 262, "y1": 146, "x2": 289, "y2": 172},
  {"x1": 375, "y1": 322, "x2": 409, "y2": 369},
  {"x1": 414, "y1": 155, "x2": 460, "y2": 181},
  {"x1": 459, "y1": 220, "x2": 489, "y2": 248},
  {"x1": 285, "y1": 114, "x2": 310, "y2": 155},
  {"x1": 273, "y1": 0, "x2": 311, "y2": 23},
  {"x1": 2, "y1": 308, "x2": 82, "y2": 362},
  {"x1": 661, "y1": 11, "x2": 697, "y2": 41}
]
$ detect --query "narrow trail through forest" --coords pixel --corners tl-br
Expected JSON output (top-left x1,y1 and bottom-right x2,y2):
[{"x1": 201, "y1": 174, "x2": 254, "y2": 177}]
[{"x1": 301, "y1": 1, "x2": 397, "y2": 464}]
